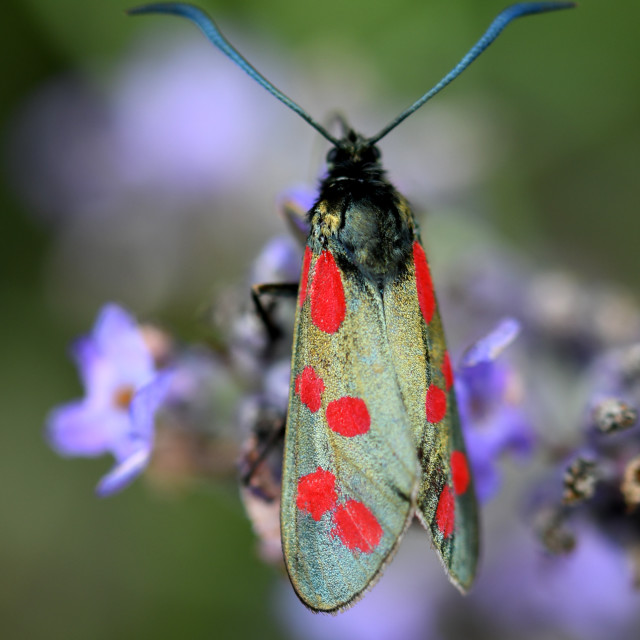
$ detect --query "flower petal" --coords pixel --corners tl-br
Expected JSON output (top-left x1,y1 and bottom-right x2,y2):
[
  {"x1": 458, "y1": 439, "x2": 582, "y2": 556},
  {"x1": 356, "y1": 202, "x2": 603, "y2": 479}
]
[
  {"x1": 461, "y1": 317, "x2": 520, "y2": 368},
  {"x1": 95, "y1": 448, "x2": 150, "y2": 497},
  {"x1": 279, "y1": 185, "x2": 317, "y2": 214},
  {"x1": 93, "y1": 303, "x2": 155, "y2": 385},
  {"x1": 46, "y1": 401, "x2": 130, "y2": 457},
  {"x1": 70, "y1": 337, "x2": 122, "y2": 407},
  {"x1": 105, "y1": 371, "x2": 173, "y2": 464},
  {"x1": 69, "y1": 304, "x2": 156, "y2": 405},
  {"x1": 70, "y1": 336, "x2": 101, "y2": 392},
  {"x1": 129, "y1": 371, "x2": 174, "y2": 441},
  {"x1": 250, "y1": 236, "x2": 304, "y2": 286}
]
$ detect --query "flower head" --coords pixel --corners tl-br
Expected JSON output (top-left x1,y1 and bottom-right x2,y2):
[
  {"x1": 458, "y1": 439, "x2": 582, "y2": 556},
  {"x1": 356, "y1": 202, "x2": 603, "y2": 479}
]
[{"x1": 46, "y1": 304, "x2": 172, "y2": 496}]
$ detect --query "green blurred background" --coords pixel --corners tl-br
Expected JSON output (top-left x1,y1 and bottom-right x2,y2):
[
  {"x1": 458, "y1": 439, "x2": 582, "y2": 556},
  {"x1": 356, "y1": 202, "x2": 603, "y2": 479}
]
[{"x1": 1, "y1": 1, "x2": 638, "y2": 638}]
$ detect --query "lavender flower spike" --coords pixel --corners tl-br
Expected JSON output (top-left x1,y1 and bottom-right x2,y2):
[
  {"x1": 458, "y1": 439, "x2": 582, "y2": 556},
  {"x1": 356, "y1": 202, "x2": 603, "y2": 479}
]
[
  {"x1": 456, "y1": 317, "x2": 534, "y2": 502},
  {"x1": 46, "y1": 304, "x2": 172, "y2": 496}
]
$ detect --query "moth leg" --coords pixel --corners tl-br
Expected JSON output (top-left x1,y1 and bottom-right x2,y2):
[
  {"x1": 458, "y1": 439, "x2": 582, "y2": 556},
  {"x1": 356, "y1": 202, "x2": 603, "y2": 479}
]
[
  {"x1": 243, "y1": 283, "x2": 296, "y2": 489},
  {"x1": 280, "y1": 197, "x2": 311, "y2": 244},
  {"x1": 251, "y1": 282, "x2": 298, "y2": 342},
  {"x1": 239, "y1": 413, "x2": 286, "y2": 490}
]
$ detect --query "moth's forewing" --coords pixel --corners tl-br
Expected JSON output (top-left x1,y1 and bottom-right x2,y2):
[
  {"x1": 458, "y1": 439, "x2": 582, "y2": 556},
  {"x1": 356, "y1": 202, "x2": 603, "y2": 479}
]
[
  {"x1": 384, "y1": 221, "x2": 479, "y2": 592},
  {"x1": 281, "y1": 243, "x2": 418, "y2": 613}
]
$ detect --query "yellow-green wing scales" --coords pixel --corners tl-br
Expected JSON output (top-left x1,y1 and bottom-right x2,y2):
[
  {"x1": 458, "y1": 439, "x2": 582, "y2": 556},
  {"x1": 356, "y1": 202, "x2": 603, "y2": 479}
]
[
  {"x1": 384, "y1": 232, "x2": 479, "y2": 592},
  {"x1": 281, "y1": 246, "x2": 418, "y2": 613}
]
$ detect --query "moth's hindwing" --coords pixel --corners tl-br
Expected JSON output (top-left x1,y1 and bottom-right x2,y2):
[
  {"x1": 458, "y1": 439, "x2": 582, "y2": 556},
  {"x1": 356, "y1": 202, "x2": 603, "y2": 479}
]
[
  {"x1": 281, "y1": 244, "x2": 418, "y2": 613},
  {"x1": 384, "y1": 235, "x2": 479, "y2": 591}
]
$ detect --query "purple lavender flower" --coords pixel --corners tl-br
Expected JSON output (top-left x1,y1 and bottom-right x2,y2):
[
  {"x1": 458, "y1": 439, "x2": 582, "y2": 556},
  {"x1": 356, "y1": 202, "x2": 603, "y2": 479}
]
[
  {"x1": 8, "y1": 39, "x2": 292, "y2": 222},
  {"x1": 455, "y1": 318, "x2": 534, "y2": 502},
  {"x1": 278, "y1": 185, "x2": 317, "y2": 217},
  {"x1": 279, "y1": 532, "x2": 443, "y2": 640},
  {"x1": 46, "y1": 304, "x2": 172, "y2": 496},
  {"x1": 249, "y1": 235, "x2": 304, "y2": 287},
  {"x1": 473, "y1": 521, "x2": 639, "y2": 640}
]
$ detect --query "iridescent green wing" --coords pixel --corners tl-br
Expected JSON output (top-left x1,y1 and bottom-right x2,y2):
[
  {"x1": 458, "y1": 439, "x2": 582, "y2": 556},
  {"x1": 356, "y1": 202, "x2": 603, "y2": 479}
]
[
  {"x1": 281, "y1": 244, "x2": 418, "y2": 613},
  {"x1": 383, "y1": 236, "x2": 479, "y2": 592}
]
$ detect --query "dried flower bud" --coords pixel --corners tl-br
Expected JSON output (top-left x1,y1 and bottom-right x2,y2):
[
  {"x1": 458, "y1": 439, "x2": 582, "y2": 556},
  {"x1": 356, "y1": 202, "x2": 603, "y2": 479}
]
[
  {"x1": 621, "y1": 455, "x2": 640, "y2": 512},
  {"x1": 535, "y1": 507, "x2": 576, "y2": 555},
  {"x1": 593, "y1": 398, "x2": 638, "y2": 434},
  {"x1": 563, "y1": 457, "x2": 598, "y2": 505}
]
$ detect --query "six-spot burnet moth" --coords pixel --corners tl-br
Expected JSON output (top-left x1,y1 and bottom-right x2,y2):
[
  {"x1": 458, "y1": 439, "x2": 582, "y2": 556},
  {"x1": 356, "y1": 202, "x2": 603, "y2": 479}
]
[{"x1": 128, "y1": 1, "x2": 576, "y2": 613}]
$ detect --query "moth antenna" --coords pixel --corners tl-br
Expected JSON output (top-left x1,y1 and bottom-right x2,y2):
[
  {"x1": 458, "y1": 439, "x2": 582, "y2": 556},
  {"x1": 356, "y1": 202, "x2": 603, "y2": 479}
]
[
  {"x1": 367, "y1": 2, "x2": 576, "y2": 145},
  {"x1": 127, "y1": 2, "x2": 342, "y2": 147}
]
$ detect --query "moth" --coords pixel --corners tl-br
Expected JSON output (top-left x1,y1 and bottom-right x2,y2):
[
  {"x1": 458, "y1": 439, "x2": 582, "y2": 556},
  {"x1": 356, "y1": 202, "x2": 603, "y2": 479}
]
[{"x1": 130, "y1": 1, "x2": 575, "y2": 613}]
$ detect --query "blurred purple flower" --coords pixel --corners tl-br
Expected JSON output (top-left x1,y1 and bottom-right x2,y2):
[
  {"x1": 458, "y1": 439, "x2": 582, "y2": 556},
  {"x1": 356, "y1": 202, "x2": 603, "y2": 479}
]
[
  {"x1": 8, "y1": 39, "x2": 286, "y2": 222},
  {"x1": 249, "y1": 235, "x2": 304, "y2": 287},
  {"x1": 46, "y1": 304, "x2": 172, "y2": 496},
  {"x1": 586, "y1": 344, "x2": 640, "y2": 424},
  {"x1": 279, "y1": 532, "x2": 442, "y2": 640},
  {"x1": 278, "y1": 185, "x2": 317, "y2": 216},
  {"x1": 275, "y1": 183, "x2": 316, "y2": 243},
  {"x1": 163, "y1": 347, "x2": 236, "y2": 435},
  {"x1": 262, "y1": 359, "x2": 294, "y2": 415},
  {"x1": 474, "y1": 522, "x2": 639, "y2": 640},
  {"x1": 110, "y1": 39, "x2": 272, "y2": 198},
  {"x1": 6, "y1": 34, "x2": 321, "y2": 315},
  {"x1": 456, "y1": 318, "x2": 534, "y2": 501},
  {"x1": 7, "y1": 77, "x2": 117, "y2": 222}
]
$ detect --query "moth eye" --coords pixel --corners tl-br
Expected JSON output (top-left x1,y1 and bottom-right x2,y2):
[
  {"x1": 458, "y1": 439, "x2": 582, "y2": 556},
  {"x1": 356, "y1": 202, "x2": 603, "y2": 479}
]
[
  {"x1": 371, "y1": 146, "x2": 381, "y2": 160},
  {"x1": 327, "y1": 147, "x2": 339, "y2": 164}
]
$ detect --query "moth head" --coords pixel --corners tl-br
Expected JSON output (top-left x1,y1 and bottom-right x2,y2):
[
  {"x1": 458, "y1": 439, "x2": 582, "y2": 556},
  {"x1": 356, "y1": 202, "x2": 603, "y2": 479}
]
[{"x1": 327, "y1": 131, "x2": 381, "y2": 169}]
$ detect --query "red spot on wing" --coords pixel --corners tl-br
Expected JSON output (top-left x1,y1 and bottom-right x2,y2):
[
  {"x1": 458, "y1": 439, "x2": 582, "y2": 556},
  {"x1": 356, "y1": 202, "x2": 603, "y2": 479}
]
[
  {"x1": 299, "y1": 246, "x2": 312, "y2": 308},
  {"x1": 413, "y1": 241, "x2": 435, "y2": 325},
  {"x1": 331, "y1": 499, "x2": 383, "y2": 553},
  {"x1": 310, "y1": 250, "x2": 346, "y2": 334},
  {"x1": 296, "y1": 468, "x2": 337, "y2": 521},
  {"x1": 425, "y1": 385, "x2": 447, "y2": 423},
  {"x1": 295, "y1": 366, "x2": 325, "y2": 413},
  {"x1": 435, "y1": 485, "x2": 455, "y2": 538},
  {"x1": 326, "y1": 397, "x2": 371, "y2": 437},
  {"x1": 451, "y1": 450, "x2": 470, "y2": 496},
  {"x1": 442, "y1": 351, "x2": 454, "y2": 391}
]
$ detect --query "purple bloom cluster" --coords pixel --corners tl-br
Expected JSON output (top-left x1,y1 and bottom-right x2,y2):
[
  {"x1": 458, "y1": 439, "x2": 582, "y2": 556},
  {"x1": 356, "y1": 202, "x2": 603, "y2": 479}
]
[
  {"x1": 9, "y1": 39, "x2": 290, "y2": 222},
  {"x1": 43, "y1": 169, "x2": 640, "y2": 638}
]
